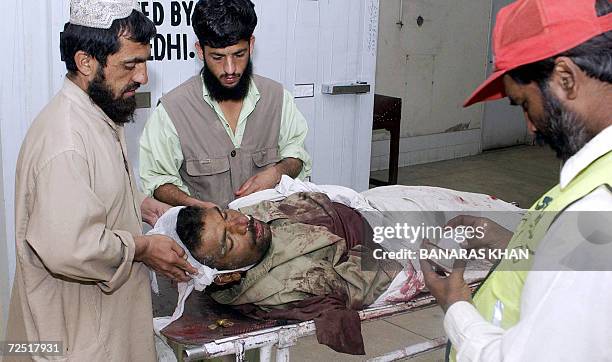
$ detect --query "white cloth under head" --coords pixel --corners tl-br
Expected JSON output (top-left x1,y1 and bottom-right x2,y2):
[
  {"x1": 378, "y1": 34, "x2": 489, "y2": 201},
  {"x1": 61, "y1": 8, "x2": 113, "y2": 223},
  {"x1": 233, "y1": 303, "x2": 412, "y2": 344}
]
[
  {"x1": 148, "y1": 206, "x2": 252, "y2": 333},
  {"x1": 70, "y1": 0, "x2": 141, "y2": 29}
]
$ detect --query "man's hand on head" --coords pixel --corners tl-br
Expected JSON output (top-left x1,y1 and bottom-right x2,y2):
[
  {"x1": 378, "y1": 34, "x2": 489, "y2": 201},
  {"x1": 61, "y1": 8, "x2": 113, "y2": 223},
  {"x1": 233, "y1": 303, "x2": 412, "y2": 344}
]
[
  {"x1": 141, "y1": 197, "x2": 172, "y2": 227},
  {"x1": 419, "y1": 250, "x2": 472, "y2": 312},
  {"x1": 134, "y1": 234, "x2": 198, "y2": 283},
  {"x1": 154, "y1": 183, "x2": 217, "y2": 209}
]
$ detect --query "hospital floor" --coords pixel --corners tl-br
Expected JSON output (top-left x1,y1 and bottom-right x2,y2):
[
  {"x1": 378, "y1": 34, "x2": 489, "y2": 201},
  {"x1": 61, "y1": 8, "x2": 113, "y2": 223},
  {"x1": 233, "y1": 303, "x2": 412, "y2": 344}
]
[{"x1": 153, "y1": 144, "x2": 559, "y2": 361}]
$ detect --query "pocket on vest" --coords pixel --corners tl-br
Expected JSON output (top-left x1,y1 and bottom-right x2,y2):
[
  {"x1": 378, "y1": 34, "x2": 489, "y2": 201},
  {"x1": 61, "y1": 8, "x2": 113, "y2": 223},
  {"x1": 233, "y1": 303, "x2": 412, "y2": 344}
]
[
  {"x1": 185, "y1": 158, "x2": 230, "y2": 175},
  {"x1": 252, "y1": 148, "x2": 281, "y2": 168}
]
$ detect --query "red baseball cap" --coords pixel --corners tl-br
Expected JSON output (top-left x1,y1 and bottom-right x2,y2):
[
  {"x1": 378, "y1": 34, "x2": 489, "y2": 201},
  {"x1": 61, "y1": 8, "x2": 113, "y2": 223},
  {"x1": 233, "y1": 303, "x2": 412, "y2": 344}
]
[{"x1": 464, "y1": 0, "x2": 612, "y2": 107}]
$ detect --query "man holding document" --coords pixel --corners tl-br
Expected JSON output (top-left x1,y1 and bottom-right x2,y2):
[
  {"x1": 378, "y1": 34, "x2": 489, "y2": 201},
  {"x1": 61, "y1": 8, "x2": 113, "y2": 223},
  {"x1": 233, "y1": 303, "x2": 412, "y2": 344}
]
[{"x1": 421, "y1": 0, "x2": 612, "y2": 360}]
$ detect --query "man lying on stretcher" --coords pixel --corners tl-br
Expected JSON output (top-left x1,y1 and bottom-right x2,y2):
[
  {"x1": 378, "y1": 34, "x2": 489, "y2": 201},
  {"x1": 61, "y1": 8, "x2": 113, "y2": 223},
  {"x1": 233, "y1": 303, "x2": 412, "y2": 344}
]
[
  {"x1": 172, "y1": 177, "x2": 523, "y2": 310},
  {"x1": 150, "y1": 179, "x2": 522, "y2": 354},
  {"x1": 177, "y1": 191, "x2": 403, "y2": 310}
]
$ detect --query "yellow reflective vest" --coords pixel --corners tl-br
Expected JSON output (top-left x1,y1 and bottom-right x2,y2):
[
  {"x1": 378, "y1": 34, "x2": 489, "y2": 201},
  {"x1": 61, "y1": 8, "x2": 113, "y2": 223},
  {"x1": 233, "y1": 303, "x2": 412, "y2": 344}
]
[{"x1": 450, "y1": 150, "x2": 612, "y2": 361}]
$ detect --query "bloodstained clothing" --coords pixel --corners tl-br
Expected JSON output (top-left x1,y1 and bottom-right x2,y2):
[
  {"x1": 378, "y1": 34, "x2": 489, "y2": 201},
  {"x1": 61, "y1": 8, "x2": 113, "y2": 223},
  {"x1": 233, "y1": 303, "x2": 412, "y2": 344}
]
[{"x1": 210, "y1": 192, "x2": 401, "y2": 310}]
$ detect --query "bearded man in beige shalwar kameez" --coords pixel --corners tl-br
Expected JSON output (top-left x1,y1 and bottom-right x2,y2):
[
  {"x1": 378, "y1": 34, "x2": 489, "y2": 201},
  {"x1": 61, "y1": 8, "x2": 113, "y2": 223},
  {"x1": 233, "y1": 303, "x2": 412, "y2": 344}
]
[{"x1": 6, "y1": 1, "x2": 197, "y2": 361}]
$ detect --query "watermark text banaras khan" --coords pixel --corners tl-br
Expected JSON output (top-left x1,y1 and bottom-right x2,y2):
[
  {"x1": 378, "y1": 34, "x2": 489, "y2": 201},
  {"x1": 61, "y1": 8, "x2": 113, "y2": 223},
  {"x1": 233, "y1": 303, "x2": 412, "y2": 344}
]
[{"x1": 370, "y1": 223, "x2": 530, "y2": 261}]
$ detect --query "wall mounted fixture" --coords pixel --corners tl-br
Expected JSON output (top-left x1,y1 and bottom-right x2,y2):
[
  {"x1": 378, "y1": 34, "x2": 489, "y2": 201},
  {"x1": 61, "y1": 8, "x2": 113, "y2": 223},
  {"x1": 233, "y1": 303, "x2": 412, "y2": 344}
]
[{"x1": 396, "y1": 0, "x2": 404, "y2": 28}]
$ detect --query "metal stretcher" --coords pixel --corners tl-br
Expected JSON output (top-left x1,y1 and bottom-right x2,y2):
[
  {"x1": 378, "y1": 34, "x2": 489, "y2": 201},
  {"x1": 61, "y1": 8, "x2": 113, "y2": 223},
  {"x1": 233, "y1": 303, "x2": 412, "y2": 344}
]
[{"x1": 161, "y1": 281, "x2": 482, "y2": 362}]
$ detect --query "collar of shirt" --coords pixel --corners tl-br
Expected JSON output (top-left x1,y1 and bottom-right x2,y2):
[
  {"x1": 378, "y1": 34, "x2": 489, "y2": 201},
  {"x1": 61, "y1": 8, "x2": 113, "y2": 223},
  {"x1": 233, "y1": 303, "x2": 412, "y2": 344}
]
[
  {"x1": 560, "y1": 124, "x2": 612, "y2": 189},
  {"x1": 61, "y1": 76, "x2": 122, "y2": 133},
  {"x1": 200, "y1": 75, "x2": 261, "y2": 142}
]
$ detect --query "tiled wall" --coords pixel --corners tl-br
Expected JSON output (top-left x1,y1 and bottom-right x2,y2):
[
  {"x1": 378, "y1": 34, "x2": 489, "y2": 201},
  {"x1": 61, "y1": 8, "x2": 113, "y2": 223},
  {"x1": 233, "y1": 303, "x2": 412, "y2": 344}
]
[{"x1": 370, "y1": 129, "x2": 482, "y2": 171}]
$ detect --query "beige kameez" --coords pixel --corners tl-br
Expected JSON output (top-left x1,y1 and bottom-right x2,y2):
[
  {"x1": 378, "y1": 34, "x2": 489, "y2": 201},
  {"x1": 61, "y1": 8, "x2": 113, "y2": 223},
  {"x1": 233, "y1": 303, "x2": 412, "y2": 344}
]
[{"x1": 6, "y1": 78, "x2": 154, "y2": 361}]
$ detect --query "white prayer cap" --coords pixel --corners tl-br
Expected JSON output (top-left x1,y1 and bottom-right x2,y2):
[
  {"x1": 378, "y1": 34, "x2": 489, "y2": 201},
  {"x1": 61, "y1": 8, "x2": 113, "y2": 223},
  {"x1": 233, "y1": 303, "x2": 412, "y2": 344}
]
[{"x1": 70, "y1": 0, "x2": 142, "y2": 29}]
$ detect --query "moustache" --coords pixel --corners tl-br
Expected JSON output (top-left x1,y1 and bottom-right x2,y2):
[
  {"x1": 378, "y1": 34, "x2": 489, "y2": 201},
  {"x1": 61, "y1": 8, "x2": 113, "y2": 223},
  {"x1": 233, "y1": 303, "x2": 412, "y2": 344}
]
[{"x1": 123, "y1": 83, "x2": 140, "y2": 94}]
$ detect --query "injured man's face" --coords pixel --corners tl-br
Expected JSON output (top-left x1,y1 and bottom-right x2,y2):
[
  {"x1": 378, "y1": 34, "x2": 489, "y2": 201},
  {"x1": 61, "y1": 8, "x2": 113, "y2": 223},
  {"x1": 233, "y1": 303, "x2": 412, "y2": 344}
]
[{"x1": 176, "y1": 206, "x2": 272, "y2": 270}]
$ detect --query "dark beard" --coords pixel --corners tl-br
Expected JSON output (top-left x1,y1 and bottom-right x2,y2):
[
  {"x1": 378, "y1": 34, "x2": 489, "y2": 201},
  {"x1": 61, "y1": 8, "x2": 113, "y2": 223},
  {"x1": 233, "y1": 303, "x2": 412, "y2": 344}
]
[
  {"x1": 534, "y1": 86, "x2": 593, "y2": 162},
  {"x1": 202, "y1": 59, "x2": 253, "y2": 102},
  {"x1": 87, "y1": 67, "x2": 140, "y2": 124}
]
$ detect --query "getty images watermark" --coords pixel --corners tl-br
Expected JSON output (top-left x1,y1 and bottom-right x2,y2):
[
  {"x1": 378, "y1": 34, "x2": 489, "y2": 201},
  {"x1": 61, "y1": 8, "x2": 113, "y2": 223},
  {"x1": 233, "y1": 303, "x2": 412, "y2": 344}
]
[{"x1": 369, "y1": 222, "x2": 530, "y2": 264}]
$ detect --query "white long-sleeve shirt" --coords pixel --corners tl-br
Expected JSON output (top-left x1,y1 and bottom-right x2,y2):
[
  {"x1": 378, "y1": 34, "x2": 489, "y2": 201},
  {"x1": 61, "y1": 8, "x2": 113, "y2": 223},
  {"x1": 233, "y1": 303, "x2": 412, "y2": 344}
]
[{"x1": 445, "y1": 125, "x2": 612, "y2": 361}]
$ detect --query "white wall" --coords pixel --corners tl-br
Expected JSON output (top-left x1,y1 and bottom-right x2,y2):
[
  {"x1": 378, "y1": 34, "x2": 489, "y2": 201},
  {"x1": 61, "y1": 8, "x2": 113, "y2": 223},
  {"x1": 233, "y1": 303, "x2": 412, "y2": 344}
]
[
  {"x1": 0, "y1": 145, "x2": 6, "y2": 340},
  {"x1": 481, "y1": 0, "x2": 529, "y2": 150},
  {"x1": 372, "y1": 0, "x2": 493, "y2": 170}
]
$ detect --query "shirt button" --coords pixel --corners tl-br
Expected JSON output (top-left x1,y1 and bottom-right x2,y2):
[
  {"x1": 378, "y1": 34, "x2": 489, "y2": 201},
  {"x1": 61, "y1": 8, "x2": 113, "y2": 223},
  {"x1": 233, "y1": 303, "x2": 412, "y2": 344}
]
[{"x1": 231, "y1": 150, "x2": 237, "y2": 157}]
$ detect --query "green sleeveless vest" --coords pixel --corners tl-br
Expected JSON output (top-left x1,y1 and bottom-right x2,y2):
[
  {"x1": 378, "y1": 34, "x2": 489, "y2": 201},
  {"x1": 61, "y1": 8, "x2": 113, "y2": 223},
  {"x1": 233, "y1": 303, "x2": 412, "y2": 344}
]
[{"x1": 450, "y1": 150, "x2": 612, "y2": 361}]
